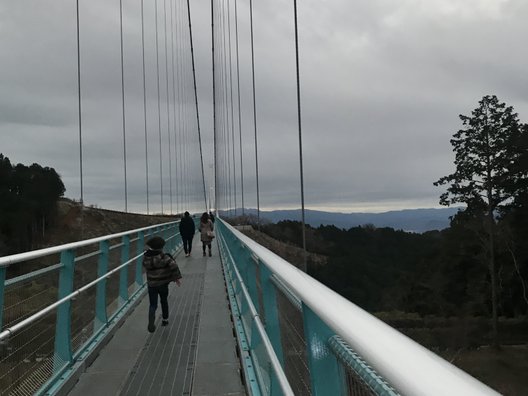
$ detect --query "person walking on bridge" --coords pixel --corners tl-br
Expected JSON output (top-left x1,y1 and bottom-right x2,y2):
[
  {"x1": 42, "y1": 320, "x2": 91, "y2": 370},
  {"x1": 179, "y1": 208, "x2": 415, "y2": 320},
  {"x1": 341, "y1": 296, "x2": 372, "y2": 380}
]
[
  {"x1": 179, "y1": 211, "x2": 195, "y2": 257},
  {"x1": 199, "y1": 212, "x2": 214, "y2": 257},
  {"x1": 143, "y1": 236, "x2": 182, "y2": 333}
]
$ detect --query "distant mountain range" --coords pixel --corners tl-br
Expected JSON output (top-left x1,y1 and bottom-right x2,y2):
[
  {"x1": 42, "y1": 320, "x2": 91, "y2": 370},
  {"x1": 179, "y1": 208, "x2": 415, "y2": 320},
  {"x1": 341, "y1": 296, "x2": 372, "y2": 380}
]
[{"x1": 227, "y1": 207, "x2": 462, "y2": 233}]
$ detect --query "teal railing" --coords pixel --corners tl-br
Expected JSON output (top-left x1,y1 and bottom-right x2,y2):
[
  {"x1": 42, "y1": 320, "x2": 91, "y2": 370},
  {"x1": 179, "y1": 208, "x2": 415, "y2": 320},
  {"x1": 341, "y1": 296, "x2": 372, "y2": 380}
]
[
  {"x1": 216, "y1": 218, "x2": 499, "y2": 396},
  {"x1": 0, "y1": 217, "x2": 501, "y2": 396},
  {"x1": 0, "y1": 221, "x2": 181, "y2": 395}
]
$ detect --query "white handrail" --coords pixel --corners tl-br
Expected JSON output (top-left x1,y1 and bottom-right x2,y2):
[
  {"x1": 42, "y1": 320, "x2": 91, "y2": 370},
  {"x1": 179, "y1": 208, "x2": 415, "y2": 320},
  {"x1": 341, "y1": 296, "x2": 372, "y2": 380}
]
[
  {"x1": 221, "y1": 219, "x2": 499, "y2": 396},
  {"x1": 219, "y1": 232, "x2": 294, "y2": 396},
  {"x1": 0, "y1": 220, "x2": 177, "y2": 268},
  {"x1": 0, "y1": 231, "x2": 181, "y2": 342},
  {"x1": 0, "y1": 253, "x2": 141, "y2": 342}
]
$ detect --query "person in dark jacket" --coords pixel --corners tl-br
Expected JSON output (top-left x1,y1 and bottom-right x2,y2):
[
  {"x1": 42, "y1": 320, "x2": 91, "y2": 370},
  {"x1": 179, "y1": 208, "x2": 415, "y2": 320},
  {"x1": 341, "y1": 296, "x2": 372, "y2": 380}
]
[
  {"x1": 209, "y1": 211, "x2": 215, "y2": 223},
  {"x1": 179, "y1": 211, "x2": 196, "y2": 257},
  {"x1": 143, "y1": 236, "x2": 182, "y2": 333}
]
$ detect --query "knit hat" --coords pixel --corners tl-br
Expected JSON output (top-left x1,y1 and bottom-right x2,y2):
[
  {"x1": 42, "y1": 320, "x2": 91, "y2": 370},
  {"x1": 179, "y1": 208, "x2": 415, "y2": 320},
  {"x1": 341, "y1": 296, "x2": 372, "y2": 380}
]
[{"x1": 146, "y1": 236, "x2": 165, "y2": 250}]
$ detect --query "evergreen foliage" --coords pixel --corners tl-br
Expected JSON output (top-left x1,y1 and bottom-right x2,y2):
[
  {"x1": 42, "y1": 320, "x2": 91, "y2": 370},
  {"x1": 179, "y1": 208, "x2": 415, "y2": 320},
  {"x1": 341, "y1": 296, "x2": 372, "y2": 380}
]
[
  {"x1": 260, "y1": 96, "x2": 528, "y2": 349},
  {"x1": 434, "y1": 95, "x2": 528, "y2": 346},
  {"x1": 0, "y1": 154, "x2": 65, "y2": 255}
]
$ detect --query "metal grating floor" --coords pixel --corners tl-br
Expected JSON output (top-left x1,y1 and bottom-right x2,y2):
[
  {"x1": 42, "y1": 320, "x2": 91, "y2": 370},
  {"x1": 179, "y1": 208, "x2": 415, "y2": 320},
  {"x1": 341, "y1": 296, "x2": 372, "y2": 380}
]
[{"x1": 120, "y1": 262, "x2": 205, "y2": 396}]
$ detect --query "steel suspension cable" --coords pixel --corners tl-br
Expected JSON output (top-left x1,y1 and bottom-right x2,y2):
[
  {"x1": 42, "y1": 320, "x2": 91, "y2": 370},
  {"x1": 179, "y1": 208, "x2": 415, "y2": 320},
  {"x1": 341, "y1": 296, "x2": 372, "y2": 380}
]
[
  {"x1": 119, "y1": 0, "x2": 128, "y2": 213},
  {"x1": 234, "y1": 0, "x2": 244, "y2": 216},
  {"x1": 227, "y1": 0, "x2": 237, "y2": 216},
  {"x1": 249, "y1": 0, "x2": 260, "y2": 228},
  {"x1": 187, "y1": 0, "x2": 208, "y2": 213},
  {"x1": 211, "y1": 0, "x2": 218, "y2": 212},
  {"x1": 169, "y1": 0, "x2": 178, "y2": 214},
  {"x1": 182, "y1": 0, "x2": 189, "y2": 211},
  {"x1": 221, "y1": 4, "x2": 231, "y2": 216},
  {"x1": 141, "y1": 0, "x2": 150, "y2": 214},
  {"x1": 220, "y1": 2, "x2": 228, "y2": 215},
  {"x1": 293, "y1": 0, "x2": 307, "y2": 272},
  {"x1": 181, "y1": 16, "x2": 191, "y2": 207},
  {"x1": 217, "y1": 4, "x2": 225, "y2": 214},
  {"x1": 75, "y1": 0, "x2": 84, "y2": 237},
  {"x1": 155, "y1": 0, "x2": 164, "y2": 213},
  {"x1": 175, "y1": 0, "x2": 183, "y2": 212},
  {"x1": 220, "y1": 1, "x2": 232, "y2": 216},
  {"x1": 181, "y1": 3, "x2": 190, "y2": 210},
  {"x1": 163, "y1": 0, "x2": 173, "y2": 214}
]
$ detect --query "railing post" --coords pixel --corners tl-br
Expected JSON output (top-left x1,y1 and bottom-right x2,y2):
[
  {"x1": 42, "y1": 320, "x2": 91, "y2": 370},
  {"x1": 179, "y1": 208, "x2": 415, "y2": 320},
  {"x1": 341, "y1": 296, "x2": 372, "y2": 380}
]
[
  {"x1": 246, "y1": 256, "x2": 258, "y2": 306},
  {"x1": 302, "y1": 303, "x2": 346, "y2": 395},
  {"x1": 119, "y1": 235, "x2": 130, "y2": 306},
  {"x1": 136, "y1": 231, "x2": 145, "y2": 288},
  {"x1": 169, "y1": 224, "x2": 174, "y2": 252},
  {"x1": 260, "y1": 265, "x2": 285, "y2": 366},
  {"x1": 0, "y1": 266, "x2": 5, "y2": 330},
  {"x1": 54, "y1": 249, "x2": 75, "y2": 372},
  {"x1": 170, "y1": 223, "x2": 176, "y2": 253},
  {"x1": 259, "y1": 264, "x2": 285, "y2": 395},
  {"x1": 95, "y1": 240, "x2": 109, "y2": 330}
]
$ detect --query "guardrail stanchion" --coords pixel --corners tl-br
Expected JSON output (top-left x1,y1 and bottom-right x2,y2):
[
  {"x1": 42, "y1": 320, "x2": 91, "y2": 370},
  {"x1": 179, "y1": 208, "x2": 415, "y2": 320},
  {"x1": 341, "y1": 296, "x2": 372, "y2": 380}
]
[
  {"x1": 119, "y1": 235, "x2": 130, "y2": 306},
  {"x1": 246, "y1": 256, "x2": 258, "y2": 307},
  {"x1": 260, "y1": 265, "x2": 285, "y2": 372},
  {"x1": 54, "y1": 249, "x2": 75, "y2": 373},
  {"x1": 95, "y1": 241, "x2": 109, "y2": 330},
  {"x1": 302, "y1": 303, "x2": 345, "y2": 395},
  {"x1": 0, "y1": 267, "x2": 5, "y2": 330},
  {"x1": 136, "y1": 231, "x2": 145, "y2": 289},
  {"x1": 170, "y1": 223, "x2": 176, "y2": 253}
]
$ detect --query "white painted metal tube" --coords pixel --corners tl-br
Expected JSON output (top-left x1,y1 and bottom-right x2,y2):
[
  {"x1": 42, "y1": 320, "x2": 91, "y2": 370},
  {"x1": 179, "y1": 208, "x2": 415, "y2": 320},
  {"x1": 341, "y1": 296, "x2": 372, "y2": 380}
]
[
  {"x1": 0, "y1": 221, "x2": 177, "y2": 268},
  {"x1": 0, "y1": 253, "x2": 140, "y2": 342},
  {"x1": 220, "y1": 232, "x2": 295, "y2": 396},
  {"x1": 221, "y1": 220, "x2": 499, "y2": 396}
]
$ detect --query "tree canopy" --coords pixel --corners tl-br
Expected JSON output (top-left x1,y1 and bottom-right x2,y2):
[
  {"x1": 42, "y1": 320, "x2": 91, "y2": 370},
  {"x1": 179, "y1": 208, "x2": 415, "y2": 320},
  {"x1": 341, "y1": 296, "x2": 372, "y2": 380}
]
[
  {"x1": 434, "y1": 95, "x2": 527, "y2": 211},
  {"x1": 435, "y1": 95, "x2": 528, "y2": 346},
  {"x1": 0, "y1": 154, "x2": 65, "y2": 255}
]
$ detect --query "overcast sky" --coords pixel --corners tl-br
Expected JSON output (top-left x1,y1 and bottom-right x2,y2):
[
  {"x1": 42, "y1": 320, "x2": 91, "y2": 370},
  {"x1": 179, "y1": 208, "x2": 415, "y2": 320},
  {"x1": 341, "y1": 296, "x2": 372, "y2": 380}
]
[{"x1": 1, "y1": 0, "x2": 527, "y2": 214}]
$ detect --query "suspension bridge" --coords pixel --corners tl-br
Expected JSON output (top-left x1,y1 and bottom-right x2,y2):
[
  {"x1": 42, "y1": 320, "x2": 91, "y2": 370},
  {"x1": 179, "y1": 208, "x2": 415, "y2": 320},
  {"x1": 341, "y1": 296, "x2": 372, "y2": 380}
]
[{"x1": 0, "y1": 0, "x2": 501, "y2": 395}]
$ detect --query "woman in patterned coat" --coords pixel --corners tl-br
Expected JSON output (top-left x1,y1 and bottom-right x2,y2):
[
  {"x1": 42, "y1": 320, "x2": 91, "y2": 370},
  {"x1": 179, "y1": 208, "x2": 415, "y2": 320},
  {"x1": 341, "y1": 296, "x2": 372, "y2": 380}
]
[{"x1": 199, "y1": 212, "x2": 214, "y2": 257}]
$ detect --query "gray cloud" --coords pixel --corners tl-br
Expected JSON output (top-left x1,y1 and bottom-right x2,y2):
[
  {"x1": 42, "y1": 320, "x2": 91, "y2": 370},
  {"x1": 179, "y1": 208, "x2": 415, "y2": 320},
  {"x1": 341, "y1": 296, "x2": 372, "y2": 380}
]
[{"x1": 1, "y1": 0, "x2": 527, "y2": 214}]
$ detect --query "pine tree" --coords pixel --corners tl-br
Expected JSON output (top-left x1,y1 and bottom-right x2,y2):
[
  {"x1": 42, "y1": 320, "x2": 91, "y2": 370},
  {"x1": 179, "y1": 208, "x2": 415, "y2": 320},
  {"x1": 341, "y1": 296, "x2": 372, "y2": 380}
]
[{"x1": 434, "y1": 95, "x2": 528, "y2": 347}]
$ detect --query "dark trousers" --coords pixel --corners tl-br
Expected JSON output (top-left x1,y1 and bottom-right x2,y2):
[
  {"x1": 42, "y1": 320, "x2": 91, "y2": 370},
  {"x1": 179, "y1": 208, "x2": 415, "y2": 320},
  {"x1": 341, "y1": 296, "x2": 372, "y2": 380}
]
[
  {"x1": 148, "y1": 283, "x2": 169, "y2": 320},
  {"x1": 182, "y1": 236, "x2": 193, "y2": 254},
  {"x1": 202, "y1": 242, "x2": 211, "y2": 253}
]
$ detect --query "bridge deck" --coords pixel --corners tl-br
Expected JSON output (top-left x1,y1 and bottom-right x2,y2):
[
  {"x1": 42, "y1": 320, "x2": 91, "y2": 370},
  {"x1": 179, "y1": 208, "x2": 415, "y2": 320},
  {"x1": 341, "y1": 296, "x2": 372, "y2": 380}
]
[{"x1": 68, "y1": 236, "x2": 246, "y2": 396}]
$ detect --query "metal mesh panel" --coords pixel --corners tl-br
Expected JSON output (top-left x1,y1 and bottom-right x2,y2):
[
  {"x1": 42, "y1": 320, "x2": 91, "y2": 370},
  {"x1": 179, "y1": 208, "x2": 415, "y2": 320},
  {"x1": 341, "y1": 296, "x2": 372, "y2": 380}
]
[
  {"x1": 71, "y1": 247, "x2": 99, "y2": 354},
  {"x1": 276, "y1": 287, "x2": 312, "y2": 395},
  {"x1": 329, "y1": 336, "x2": 399, "y2": 396},
  {"x1": 344, "y1": 366, "x2": 377, "y2": 396},
  {"x1": 255, "y1": 261, "x2": 266, "y2": 326},
  {"x1": 127, "y1": 237, "x2": 139, "y2": 296},
  {"x1": 1, "y1": 265, "x2": 59, "y2": 396},
  {"x1": 105, "y1": 238, "x2": 123, "y2": 318}
]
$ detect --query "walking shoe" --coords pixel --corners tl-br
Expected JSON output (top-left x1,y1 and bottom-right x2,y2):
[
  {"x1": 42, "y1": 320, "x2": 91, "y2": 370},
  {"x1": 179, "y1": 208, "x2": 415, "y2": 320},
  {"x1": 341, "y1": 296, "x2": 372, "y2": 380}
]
[
  {"x1": 162, "y1": 319, "x2": 169, "y2": 326},
  {"x1": 209, "y1": 251, "x2": 212, "y2": 257},
  {"x1": 148, "y1": 314, "x2": 156, "y2": 333},
  {"x1": 203, "y1": 251, "x2": 206, "y2": 257}
]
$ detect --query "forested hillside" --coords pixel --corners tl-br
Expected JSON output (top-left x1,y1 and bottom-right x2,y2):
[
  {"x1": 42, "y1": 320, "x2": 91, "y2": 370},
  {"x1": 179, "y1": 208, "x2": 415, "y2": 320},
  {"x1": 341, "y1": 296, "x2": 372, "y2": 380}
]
[
  {"x1": 262, "y1": 219, "x2": 528, "y2": 320},
  {"x1": 0, "y1": 154, "x2": 65, "y2": 255}
]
